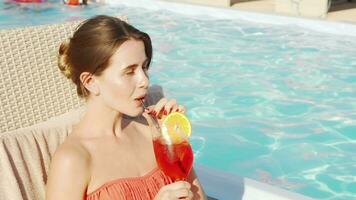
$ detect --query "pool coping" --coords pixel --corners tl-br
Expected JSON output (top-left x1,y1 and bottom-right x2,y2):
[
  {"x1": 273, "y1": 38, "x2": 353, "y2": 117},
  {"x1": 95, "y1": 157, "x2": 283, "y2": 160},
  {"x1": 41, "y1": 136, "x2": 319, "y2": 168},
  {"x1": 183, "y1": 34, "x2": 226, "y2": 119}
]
[
  {"x1": 107, "y1": 0, "x2": 356, "y2": 37},
  {"x1": 195, "y1": 164, "x2": 314, "y2": 200}
]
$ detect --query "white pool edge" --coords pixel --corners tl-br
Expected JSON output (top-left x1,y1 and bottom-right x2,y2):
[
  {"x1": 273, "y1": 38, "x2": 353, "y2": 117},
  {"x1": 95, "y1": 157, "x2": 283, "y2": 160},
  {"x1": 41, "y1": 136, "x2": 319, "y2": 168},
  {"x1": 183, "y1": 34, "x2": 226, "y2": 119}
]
[
  {"x1": 195, "y1": 164, "x2": 314, "y2": 200},
  {"x1": 243, "y1": 177, "x2": 313, "y2": 200},
  {"x1": 107, "y1": 0, "x2": 356, "y2": 37}
]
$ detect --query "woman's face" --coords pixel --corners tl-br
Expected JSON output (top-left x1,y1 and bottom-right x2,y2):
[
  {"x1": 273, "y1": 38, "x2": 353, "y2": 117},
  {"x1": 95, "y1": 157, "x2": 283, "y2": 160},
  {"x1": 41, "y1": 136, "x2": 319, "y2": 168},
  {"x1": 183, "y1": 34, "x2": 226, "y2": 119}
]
[{"x1": 96, "y1": 39, "x2": 149, "y2": 117}]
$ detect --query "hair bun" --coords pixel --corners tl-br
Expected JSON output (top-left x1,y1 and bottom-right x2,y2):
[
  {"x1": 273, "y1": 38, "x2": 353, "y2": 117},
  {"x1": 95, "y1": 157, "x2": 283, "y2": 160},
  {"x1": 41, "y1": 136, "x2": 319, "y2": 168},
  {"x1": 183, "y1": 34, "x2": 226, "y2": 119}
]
[{"x1": 58, "y1": 40, "x2": 72, "y2": 79}]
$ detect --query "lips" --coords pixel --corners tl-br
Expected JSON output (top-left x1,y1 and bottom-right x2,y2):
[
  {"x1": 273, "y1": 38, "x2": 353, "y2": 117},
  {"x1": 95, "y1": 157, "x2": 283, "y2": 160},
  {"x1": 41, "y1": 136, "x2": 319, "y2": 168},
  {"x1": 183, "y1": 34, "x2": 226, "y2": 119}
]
[{"x1": 134, "y1": 94, "x2": 146, "y2": 102}]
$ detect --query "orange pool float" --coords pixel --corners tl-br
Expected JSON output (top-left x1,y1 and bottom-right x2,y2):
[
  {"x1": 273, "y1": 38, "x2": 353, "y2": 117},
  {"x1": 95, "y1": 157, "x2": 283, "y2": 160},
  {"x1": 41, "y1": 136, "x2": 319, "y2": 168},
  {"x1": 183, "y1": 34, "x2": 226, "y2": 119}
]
[{"x1": 63, "y1": 0, "x2": 86, "y2": 5}]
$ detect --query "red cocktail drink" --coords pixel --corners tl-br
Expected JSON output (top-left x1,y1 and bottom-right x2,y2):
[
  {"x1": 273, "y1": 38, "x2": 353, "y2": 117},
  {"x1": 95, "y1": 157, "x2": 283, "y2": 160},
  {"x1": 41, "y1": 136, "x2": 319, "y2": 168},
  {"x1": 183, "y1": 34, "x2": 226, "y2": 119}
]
[{"x1": 153, "y1": 139, "x2": 194, "y2": 181}]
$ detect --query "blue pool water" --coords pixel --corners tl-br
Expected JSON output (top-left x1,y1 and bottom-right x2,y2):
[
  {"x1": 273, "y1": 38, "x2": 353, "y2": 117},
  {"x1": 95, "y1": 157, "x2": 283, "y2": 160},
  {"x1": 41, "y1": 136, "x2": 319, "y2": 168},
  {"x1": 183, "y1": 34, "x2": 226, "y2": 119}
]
[{"x1": 1, "y1": 0, "x2": 356, "y2": 199}]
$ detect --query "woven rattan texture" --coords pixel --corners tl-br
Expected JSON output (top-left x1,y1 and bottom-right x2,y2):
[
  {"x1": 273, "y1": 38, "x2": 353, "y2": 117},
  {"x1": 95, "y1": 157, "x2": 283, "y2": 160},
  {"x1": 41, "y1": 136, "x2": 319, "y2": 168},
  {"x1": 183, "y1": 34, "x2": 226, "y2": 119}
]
[
  {"x1": 0, "y1": 21, "x2": 86, "y2": 133},
  {"x1": 0, "y1": 16, "x2": 127, "y2": 133}
]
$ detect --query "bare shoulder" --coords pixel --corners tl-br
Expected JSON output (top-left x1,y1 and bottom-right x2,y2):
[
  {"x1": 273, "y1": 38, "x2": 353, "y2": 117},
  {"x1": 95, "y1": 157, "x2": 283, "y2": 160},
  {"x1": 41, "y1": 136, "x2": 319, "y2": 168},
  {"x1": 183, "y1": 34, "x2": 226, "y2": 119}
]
[
  {"x1": 52, "y1": 136, "x2": 91, "y2": 167},
  {"x1": 46, "y1": 135, "x2": 91, "y2": 200}
]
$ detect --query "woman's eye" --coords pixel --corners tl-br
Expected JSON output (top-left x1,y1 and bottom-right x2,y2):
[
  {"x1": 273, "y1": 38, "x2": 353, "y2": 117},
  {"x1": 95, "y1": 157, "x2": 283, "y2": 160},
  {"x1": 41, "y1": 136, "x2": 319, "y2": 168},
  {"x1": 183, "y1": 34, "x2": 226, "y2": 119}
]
[
  {"x1": 126, "y1": 70, "x2": 135, "y2": 75},
  {"x1": 125, "y1": 65, "x2": 148, "y2": 75}
]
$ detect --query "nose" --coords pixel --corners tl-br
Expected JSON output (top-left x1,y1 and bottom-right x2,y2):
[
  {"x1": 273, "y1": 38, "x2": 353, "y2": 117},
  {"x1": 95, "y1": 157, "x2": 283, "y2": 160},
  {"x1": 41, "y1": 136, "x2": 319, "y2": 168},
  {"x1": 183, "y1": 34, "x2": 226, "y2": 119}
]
[{"x1": 138, "y1": 69, "x2": 149, "y2": 89}]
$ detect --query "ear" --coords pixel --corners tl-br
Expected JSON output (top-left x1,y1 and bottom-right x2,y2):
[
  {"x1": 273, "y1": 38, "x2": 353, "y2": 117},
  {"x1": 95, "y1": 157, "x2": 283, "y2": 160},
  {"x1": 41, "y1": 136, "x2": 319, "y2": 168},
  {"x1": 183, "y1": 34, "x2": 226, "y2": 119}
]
[{"x1": 79, "y1": 72, "x2": 100, "y2": 96}]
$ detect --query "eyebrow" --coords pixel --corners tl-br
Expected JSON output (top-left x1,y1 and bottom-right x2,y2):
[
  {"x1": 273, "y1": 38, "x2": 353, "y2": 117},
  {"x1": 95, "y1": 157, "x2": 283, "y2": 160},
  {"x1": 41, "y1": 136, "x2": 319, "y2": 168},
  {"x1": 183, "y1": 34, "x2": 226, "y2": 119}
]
[{"x1": 123, "y1": 58, "x2": 149, "y2": 71}]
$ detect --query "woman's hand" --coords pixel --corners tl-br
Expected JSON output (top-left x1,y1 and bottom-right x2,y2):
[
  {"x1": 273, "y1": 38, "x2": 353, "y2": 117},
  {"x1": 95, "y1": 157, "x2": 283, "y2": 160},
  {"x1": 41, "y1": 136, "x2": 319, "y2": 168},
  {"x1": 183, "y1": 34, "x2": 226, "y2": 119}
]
[
  {"x1": 146, "y1": 97, "x2": 186, "y2": 119},
  {"x1": 142, "y1": 98, "x2": 186, "y2": 137},
  {"x1": 142, "y1": 97, "x2": 186, "y2": 126},
  {"x1": 142, "y1": 97, "x2": 186, "y2": 136},
  {"x1": 154, "y1": 181, "x2": 193, "y2": 200}
]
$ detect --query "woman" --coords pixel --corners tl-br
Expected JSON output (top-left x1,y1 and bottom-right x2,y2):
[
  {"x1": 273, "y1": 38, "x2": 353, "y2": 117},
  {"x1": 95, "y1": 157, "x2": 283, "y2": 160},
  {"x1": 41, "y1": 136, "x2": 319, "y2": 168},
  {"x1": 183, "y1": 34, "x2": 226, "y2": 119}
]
[{"x1": 45, "y1": 15, "x2": 207, "y2": 200}]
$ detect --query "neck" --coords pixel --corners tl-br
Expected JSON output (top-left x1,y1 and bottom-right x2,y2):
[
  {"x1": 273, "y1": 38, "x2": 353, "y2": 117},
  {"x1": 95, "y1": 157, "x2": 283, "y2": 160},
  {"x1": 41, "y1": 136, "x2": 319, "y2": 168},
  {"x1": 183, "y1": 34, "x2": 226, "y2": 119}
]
[{"x1": 78, "y1": 98, "x2": 125, "y2": 138}]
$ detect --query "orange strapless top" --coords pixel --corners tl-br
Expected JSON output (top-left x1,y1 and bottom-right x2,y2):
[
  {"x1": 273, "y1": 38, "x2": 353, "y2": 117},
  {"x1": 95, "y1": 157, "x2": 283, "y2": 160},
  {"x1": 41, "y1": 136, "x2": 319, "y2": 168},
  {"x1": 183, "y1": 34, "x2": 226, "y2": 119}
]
[{"x1": 85, "y1": 167, "x2": 172, "y2": 200}]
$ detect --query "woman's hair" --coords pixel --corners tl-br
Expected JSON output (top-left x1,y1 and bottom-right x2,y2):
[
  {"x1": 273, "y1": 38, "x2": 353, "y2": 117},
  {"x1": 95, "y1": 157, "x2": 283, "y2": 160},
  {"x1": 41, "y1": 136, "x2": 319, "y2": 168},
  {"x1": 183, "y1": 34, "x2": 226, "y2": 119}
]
[{"x1": 58, "y1": 15, "x2": 152, "y2": 98}]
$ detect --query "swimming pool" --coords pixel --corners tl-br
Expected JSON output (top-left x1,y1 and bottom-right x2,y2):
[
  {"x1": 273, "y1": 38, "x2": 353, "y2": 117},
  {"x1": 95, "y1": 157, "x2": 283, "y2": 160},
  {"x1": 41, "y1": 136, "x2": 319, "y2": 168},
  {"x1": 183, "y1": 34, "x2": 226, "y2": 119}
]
[{"x1": 1, "y1": 0, "x2": 356, "y2": 199}]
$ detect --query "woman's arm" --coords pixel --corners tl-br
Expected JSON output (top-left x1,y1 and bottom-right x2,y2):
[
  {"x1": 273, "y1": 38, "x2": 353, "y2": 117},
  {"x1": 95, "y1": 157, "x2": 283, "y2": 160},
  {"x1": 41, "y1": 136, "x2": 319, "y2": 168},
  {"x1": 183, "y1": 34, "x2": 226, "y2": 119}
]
[
  {"x1": 187, "y1": 167, "x2": 208, "y2": 200},
  {"x1": 46, "y1": 142, "x2": 91, "y2": 200}
]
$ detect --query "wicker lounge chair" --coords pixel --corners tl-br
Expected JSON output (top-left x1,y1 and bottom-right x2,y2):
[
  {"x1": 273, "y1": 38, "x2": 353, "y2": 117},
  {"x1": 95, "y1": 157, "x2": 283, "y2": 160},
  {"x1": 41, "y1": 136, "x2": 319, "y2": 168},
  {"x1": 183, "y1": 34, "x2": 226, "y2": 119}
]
[{"x1": 0, "y1": 19, "x2": 83, "y2": 200}]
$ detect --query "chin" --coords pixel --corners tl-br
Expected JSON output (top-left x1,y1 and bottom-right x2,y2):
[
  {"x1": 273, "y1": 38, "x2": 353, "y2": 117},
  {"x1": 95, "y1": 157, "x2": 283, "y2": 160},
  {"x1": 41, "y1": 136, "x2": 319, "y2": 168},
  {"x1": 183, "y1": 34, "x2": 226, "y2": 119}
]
[{"x1": 125, "y1": 107, "x2": 144, "y2": 118}]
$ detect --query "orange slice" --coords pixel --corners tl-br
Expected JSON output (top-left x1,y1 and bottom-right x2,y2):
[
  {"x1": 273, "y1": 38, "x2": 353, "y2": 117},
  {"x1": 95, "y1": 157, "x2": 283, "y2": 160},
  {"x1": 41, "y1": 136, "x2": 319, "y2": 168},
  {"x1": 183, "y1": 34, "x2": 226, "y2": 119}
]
[{"x1": 161, "y1": 112, "x2": 192, "y2": 144}]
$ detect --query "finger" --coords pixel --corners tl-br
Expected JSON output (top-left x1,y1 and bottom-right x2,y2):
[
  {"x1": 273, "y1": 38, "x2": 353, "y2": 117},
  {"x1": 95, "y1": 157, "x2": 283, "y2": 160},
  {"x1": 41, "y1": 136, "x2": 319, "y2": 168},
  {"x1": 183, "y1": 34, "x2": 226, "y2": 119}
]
[
  {"x1": 144, "y1": 105, "x2": 155, "y2": 115},
  {"x1": 177, "y1": 105, "x2": 186, "y2": 113},
  {"x1": 153, "y1": 98, "x2": 167, "y2": 118},
  {"x1": 168, "y1": 181, "x2": 191, "y2": 190},
  {"x1": 164, "y1": 99, "x2": 177, "y2": 115},
  {"x1": 178, "y1": 190, "x2": 193, "y2": 200},
  {"x1": 171, "y1": 104, "x2": 178, "y2": 114},
  {"x1": 187, "y1": 190, "x2": 194, "y2": 199},
  {"x1": 177, "y1": 191, "x2": 193, "y2": 200},
  {"x1": 184, "y1": 181, "x2": 191, "y2": 189},
  {"x1": 174, "y1": 188, "x2": 190, "y2": 199}
]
